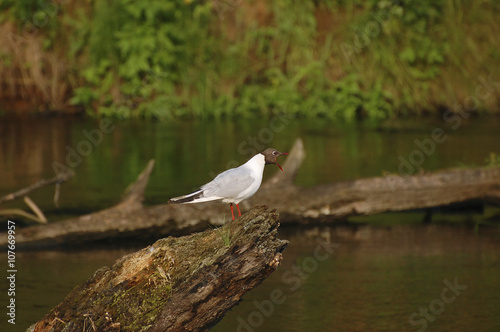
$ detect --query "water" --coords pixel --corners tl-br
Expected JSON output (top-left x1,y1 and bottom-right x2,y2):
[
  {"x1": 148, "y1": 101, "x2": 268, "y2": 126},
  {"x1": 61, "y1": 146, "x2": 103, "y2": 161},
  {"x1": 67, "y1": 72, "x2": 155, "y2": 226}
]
[
  {"x1": 2, "y1": 115, "x2": 500, "y2": 213},
  {"x1": 214, "y1": 224, "x2": 500, "y2": 332},
  {"x1": 1, "y1": 115, "x2": 500, "y2": 331},
  {"x1": 1, "y1": 224, "x2": 500, "y2": 332}
]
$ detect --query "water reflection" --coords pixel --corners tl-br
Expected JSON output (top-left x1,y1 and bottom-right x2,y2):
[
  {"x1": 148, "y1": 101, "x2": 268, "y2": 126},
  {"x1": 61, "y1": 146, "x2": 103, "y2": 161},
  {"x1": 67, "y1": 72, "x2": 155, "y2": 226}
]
[
  {"x1": 2, "y1": 116, "x2": 500, "y2": 219},
  {"x1": 1, "y1": 116, "x2": 500, "y2": 331},
  {"x1": 0, "y1": 247, "x2": 136, "y2": 331},
  {"x1": 1, "y1": 223, "x2": 498, "y2": 331},
  {"x1": 214, "y1": 223, "x2": 500, "y2": 332}
]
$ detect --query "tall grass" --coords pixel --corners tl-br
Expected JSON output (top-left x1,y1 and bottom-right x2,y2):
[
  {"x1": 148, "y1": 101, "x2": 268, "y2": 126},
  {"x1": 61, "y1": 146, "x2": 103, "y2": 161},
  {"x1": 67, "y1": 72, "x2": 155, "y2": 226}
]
[{"x1": 1, "y1": 0, "x2": 499, "y2": 119}]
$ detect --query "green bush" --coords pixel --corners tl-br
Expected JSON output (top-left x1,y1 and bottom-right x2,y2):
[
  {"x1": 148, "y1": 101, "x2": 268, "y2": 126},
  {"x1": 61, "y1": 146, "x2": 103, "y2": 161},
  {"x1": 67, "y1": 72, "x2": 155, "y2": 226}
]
[{"x1": 2, "y1": 0, "x2": 499, "y2": 120}]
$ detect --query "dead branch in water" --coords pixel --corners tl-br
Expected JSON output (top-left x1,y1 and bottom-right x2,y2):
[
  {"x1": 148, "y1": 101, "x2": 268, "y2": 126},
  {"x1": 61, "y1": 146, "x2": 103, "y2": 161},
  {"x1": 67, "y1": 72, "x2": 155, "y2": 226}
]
[{"x1": 0, "y1": 170, "x2": 74, "y2": 205}]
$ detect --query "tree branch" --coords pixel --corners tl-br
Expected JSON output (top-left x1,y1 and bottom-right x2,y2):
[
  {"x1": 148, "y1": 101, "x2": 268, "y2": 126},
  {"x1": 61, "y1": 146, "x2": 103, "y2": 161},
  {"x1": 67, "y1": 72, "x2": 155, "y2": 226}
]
[{"x1": 0, "y1": 170, "x2": 74, "y2": 205}]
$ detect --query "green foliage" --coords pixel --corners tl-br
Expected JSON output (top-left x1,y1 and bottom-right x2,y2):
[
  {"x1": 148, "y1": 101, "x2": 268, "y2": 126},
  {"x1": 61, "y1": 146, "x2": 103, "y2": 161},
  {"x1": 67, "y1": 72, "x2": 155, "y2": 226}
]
[
  {"x1": 3, "y1": 0, "x2": 499, "y2": 120},
  {"x1": 339, "y1": 0, "x2": 452, "y2": 115},
  {"x1": 485, "y1": 152, "x2": 500, "y2": 168},
  {"x1": 71, "y1": 0, "x2": 215, "y2": 118},
  {"x1": 6, "y1": 0, "x2": 60, "y2": 47},
  {"x1": 390, "y1": 0, "x2": 447, "y2": 79},
  {"x1": 67, "y1": 0, "x2": 388, "y2": 119}
]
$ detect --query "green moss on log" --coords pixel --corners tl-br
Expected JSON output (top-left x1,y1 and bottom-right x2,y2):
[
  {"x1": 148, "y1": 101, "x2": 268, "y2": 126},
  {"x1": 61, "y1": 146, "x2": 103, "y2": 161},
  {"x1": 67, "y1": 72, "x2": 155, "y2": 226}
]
[{"x1": 29, "y1": 205, "x2": 287, "y2": 332}]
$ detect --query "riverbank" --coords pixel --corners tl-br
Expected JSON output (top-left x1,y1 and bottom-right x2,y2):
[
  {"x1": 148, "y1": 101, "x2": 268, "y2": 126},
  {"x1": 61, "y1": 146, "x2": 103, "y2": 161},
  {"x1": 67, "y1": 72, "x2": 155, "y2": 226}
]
[{"x1": 1, "y1": 0, "x2": 499, "y2": 119}]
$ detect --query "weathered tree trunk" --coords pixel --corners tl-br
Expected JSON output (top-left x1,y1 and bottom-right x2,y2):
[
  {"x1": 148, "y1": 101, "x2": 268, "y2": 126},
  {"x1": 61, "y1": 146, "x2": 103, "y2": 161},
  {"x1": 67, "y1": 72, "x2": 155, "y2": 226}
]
[
  {"x1": 263, "y1": 165, "x2": 500, "y2": 222},
  {"x1": 28, "y1": 205, "x2": 287, "y2": 332},
  {"x1": 3, "y1": 138, "x2": 500, "y2": 249}
]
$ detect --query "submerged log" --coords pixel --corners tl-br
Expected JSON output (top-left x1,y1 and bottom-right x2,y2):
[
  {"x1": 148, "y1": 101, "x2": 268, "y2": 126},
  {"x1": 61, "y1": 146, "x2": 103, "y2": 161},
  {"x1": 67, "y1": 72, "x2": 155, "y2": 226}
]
[
  {"x1": 2, "y1": 138, "x2": 500, "y2": 249},
  {"x1": 260, "y1": 165, "x2": 500, "y2": 222},
  {"x1": 28, "y1": 205, "x2": 287, "y2": 332}
]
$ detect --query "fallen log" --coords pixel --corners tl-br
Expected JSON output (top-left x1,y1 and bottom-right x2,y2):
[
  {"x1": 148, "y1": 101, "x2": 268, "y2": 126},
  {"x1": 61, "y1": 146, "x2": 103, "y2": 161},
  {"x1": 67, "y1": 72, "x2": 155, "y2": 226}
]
[
  {"x1": 262, "y1": 165, "x2": 500, "y2": 222},
  {"x1": 3, "y1": 160, "x2": 158, "y2": 249},
  {"x1": 2, "y1": 138, "x2": 500, "y2": 249},
  {"x1": 28, "y1": 205, "x2": 287, "y2": 332},
  {"x1": 0, "y1": 140, "x2": 305, "y2": 249}
]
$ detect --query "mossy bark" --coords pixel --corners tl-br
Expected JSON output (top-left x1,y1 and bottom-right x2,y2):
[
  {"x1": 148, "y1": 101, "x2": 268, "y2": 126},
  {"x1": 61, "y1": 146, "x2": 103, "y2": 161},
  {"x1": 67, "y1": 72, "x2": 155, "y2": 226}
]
[{"x1": 28, "y1": 205, "x2": 287, "y2": 332}]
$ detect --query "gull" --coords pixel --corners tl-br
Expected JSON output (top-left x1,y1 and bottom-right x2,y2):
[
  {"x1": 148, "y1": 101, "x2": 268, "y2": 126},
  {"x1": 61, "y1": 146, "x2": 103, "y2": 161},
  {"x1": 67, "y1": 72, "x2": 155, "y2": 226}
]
[{"x1": 168, "y1": 148, "x2": 288, "y2": 220}]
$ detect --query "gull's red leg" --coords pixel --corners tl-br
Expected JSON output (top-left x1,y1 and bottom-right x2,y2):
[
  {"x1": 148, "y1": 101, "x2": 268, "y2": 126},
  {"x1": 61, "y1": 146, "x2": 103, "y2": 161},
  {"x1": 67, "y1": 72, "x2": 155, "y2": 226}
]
[
  {"x1": 236, "y1": 204, "x2": 242, "y2": 217},
  {"x1": 230, "y1": 203, "x2": 235, "y2": 221}
]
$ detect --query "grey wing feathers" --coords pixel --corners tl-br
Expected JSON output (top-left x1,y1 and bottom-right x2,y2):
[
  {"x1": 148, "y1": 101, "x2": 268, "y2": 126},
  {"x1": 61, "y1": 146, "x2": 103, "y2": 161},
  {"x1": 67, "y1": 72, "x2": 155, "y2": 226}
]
[{"x1": 201, "y1": 167, "x2": 254, "y2": 199}]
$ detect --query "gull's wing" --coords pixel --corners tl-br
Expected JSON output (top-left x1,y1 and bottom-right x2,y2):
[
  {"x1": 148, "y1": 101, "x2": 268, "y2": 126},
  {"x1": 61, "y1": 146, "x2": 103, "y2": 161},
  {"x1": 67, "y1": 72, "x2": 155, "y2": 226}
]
[{"x1": 201, "y1": 167, "x2": 254, "y2": 199}]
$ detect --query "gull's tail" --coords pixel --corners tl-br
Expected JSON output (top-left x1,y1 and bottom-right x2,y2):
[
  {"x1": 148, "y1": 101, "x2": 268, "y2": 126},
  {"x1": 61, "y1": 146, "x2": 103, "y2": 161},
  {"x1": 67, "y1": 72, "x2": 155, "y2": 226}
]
[
  {"x1": 168, "y1": 189, "x2": 204, "y2": 204},
  {"x1": 169, "y1": 190, "x2": 222, "y2": 204}
]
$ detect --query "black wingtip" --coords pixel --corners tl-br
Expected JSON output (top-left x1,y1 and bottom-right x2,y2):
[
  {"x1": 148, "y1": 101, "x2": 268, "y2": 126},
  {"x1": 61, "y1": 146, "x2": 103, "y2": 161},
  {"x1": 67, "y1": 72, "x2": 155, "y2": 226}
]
[
  {"x1": 168, "y1": 197, "x2": 192, "y2": 204},
  {"x1": 168, "y1": 191, "x2": 204, "y2": 204}
]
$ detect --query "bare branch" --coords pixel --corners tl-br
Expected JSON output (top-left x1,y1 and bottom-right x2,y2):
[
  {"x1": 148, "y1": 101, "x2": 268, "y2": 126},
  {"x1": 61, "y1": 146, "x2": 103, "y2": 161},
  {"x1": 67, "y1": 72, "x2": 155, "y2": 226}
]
[
  {"x1": 23, "y1": 196, "x2": 47, "y2": 223},
  {"x1": 0, "y1": 170, "x2": 74, "y2": 205}
]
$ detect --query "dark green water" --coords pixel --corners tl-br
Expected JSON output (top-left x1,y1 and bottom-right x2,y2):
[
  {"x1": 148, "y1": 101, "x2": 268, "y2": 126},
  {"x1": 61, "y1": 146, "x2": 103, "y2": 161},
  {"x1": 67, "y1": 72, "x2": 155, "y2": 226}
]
[
  {"x1": 1, "y1": 115, "x2": 500, "y2": 331},
  {"x1": 214, "y1": 225, "x2": 500, "y2": 332}
]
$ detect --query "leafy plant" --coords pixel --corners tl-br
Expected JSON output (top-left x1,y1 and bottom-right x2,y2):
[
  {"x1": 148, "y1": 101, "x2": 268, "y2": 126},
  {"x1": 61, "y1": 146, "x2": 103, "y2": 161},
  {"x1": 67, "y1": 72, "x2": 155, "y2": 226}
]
[{"x1": 2, "y1": 0, "x2": 499, "y2": 120}]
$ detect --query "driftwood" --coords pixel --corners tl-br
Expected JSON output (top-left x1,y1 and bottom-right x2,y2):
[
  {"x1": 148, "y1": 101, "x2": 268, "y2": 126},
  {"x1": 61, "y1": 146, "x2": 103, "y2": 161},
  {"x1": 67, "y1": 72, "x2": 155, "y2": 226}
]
[
  {"x1": 0, "y1": 170, "x2": 74, "y2": 223},
  {"x1": 28, "y1": 205, "x2": 287, "y2": 332},
  {"x1": 2, "y1": 138, "x2": 500, "y2": 249},
  {"x1": 0, "y1": 170, "x2": 74, "y2": 204}
]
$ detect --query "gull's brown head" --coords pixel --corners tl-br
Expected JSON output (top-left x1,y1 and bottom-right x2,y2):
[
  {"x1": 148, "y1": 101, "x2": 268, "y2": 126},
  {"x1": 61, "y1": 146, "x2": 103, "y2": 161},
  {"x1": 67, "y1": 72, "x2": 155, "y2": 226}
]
[{"x1": 261, "y1": 148, "x2": 288, "y2": 171}]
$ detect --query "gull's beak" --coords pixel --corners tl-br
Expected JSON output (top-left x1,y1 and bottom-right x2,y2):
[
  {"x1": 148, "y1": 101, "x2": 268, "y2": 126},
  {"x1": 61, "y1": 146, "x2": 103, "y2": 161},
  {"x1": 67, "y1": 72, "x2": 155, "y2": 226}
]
[{"x1": 275, "y1": 152, "x2": 288, "y2": 172}]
